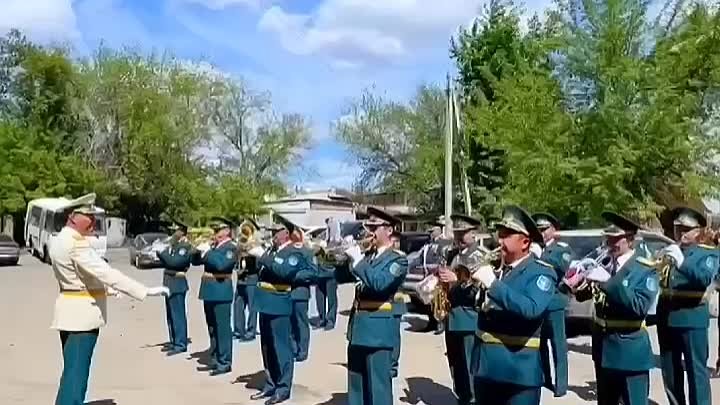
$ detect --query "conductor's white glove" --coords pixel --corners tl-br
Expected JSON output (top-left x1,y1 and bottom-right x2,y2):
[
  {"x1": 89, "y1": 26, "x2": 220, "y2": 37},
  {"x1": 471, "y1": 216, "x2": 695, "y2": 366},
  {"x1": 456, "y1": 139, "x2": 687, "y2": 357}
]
[
  {"x1": 530, "y1": 242, "x2": 543, "y2": 258},
  {"x1": 147, "y1": 286, "x2": 170, "y2": 297},
  {"x1": 661, "y1": 243, "x2": 684, "y2": 268},
  {"x1": 472, "y1": 264, "x2": 497, "y2": 289},
  {"x1": 345, "y1": 245, "x2": 363, "y2": 267},
  {"x1": 248, "y1": 246, "x2": 265, "y2": 258}
]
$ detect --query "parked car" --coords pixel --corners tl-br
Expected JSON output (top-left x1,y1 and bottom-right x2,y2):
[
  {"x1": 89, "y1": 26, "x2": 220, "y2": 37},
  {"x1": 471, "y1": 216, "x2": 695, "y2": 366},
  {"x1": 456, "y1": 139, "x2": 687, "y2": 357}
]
[
  {"x1": 559, "y1": 228, "x2": 676, "y2": 329},
  {"x1": 0, "y1": 234, "x2": 20, "y2": 266},
  {"x1": 128, "y1": 232, "x2": 169, "y2": 269}
]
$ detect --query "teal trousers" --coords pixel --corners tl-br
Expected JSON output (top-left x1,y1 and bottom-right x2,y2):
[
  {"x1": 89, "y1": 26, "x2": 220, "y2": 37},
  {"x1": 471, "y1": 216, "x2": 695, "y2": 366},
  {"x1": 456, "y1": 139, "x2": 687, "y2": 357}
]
[{"x1": 55, "y1": 329, "x2": 99, "y2": 405}]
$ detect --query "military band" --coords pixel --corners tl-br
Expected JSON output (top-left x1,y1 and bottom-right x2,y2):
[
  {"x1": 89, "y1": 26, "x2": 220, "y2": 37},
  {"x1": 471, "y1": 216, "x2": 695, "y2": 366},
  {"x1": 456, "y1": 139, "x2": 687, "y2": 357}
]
[
  {"x1": 193, "y1": 217, "x2": 238, "y2": 376},
  {"x1": 471, "y1": 205, "x2": 557, "y2": 405},
  {"x1": 656, "y1": 207, "x2": 718, "y2": 405},
  {"x1": 437, "y1": 214, "x2": 484, "y2": 405},
  {"x1": 157, "y1": 219, "x2": 193, "y2": 355},
  {"x1": 574, "y1": 212, "x2": 658, "y2": 405},
  {"x1": 47, "y1": 193, "x2": 720, "y2": 405},
  {"x1": 531, "y1": 212, "x2": 573, "y2": 398},
  {"x1": 345, "y1": 207, "x2": 408, "y2": 405}
]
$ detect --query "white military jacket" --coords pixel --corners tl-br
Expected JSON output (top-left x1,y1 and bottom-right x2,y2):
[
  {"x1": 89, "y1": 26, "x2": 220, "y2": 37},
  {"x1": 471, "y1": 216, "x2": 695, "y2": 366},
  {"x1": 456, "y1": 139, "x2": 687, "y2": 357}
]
[{"x1": 50, "y1": 226, "x2": 149, "y2": 331}]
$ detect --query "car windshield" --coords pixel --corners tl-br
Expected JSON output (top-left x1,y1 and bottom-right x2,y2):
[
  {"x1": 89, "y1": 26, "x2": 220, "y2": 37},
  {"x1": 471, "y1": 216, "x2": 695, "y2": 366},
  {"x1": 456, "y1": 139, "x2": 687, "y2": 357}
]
[
  {"x1": 137, "y1": 233, "x2": 168, "y2": 247},
  {"x1": 556, "y1": 235, "x2": 604, "y2": 259}
]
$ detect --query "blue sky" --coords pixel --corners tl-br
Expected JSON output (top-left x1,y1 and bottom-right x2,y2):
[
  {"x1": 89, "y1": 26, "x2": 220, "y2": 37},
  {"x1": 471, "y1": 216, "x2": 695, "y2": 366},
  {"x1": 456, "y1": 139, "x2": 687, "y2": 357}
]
[{"x1": 2, "y1": 0, "x2": 553, "y2": 191}]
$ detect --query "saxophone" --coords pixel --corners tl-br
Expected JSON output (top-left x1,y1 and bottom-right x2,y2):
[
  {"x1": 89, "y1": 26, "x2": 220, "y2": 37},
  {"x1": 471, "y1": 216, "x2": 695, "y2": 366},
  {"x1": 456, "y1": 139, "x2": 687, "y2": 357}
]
[{"x1": 431, "y1": 247, "x2": 452, "y2": 322}]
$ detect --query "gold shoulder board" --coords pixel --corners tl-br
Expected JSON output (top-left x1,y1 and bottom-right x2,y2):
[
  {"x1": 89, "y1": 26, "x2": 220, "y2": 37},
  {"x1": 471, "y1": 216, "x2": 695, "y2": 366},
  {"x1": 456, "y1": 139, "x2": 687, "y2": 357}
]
[
  {"x1": 698, "y1": 244, "x2": 716, "y2": 250},
  {"x1": 636, "y1": 257, "x2": 656, "y2": 267},
  {"x1": 536, "y1": 259, "x2": 553, "y2": 268}
]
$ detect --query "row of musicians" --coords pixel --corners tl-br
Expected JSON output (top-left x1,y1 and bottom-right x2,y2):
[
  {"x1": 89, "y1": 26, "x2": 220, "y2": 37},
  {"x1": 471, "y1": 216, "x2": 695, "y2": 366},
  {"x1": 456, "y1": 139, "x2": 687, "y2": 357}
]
[
  {"x1": 431, "y1": 206, "x2": 719, "y2": 405},
  {"x1": 154, "y1": 217, "x2": 337, "y2": 368}
]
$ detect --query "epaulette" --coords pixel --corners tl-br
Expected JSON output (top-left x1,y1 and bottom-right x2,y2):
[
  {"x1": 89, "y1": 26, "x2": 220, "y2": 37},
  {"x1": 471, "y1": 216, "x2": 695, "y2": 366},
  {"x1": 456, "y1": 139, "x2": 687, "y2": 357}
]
[
  {"x1": 393, "y1": 249, "x2": 406, "y2": 256},
  {"x1": 536, "y1": 259, "x2": 553, "y2": 268},
  {"x1": 697, "y1": 244, "x2": 716, "y2": 250},
  {"x1": 636, "y1": 256, "x2": 656, "y2": 267},
  {"x1": 557, "y1": 241, "x2": 568, "y2": 247}
]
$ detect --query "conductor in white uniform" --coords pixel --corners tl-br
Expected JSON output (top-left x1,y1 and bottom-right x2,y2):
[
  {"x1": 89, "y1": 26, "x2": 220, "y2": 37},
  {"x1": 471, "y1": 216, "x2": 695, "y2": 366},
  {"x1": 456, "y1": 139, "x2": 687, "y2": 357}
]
[{"x1": 49, "y1": 193, "x2": 170, "y2": 405}]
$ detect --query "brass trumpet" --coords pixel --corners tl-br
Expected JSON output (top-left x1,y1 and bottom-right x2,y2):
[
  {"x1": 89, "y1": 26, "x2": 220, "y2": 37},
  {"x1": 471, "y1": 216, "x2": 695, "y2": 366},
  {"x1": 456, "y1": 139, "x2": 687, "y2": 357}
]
[{"x1": 237, "y1": 219, "x2": 264, "y2": 257}]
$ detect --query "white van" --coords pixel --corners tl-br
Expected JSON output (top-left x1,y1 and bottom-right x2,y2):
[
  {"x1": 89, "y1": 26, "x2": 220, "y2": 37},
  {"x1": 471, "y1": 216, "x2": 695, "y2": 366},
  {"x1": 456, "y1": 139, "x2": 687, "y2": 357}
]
[{"x1": 25, "y1": 197, "x2": 108, "y2": 263}]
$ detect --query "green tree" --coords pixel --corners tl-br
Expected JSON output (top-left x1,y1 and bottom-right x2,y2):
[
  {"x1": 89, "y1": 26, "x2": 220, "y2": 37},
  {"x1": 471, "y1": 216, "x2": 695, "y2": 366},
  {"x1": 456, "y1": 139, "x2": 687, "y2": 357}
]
[{"x1": 334, "y1": 84, "x2": 447, "y2": 212}]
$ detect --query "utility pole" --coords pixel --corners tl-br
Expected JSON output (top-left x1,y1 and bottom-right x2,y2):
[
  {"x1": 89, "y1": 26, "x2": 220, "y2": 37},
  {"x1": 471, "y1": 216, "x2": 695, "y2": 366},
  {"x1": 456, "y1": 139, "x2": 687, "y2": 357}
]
[{"x1": 444, "y1": 73, "x2": 453, "y2": 237}]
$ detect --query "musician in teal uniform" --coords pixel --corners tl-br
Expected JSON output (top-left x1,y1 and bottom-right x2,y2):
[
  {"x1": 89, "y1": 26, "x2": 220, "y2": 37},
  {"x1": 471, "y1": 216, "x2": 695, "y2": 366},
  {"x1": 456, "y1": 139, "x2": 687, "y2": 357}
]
[
  {"x1": 389, "y1": 230, "x2": 410, "y2": 379},
  {"x1": 470, "y1": 205, "x2": 556, "y2": 405},
  {"x1": 289, "y1": 223, "x2": 312, "y2": 362},
  {"x1": 315, "y1": 217, "x2": 339, "y2": 331},
  {"x1": 656, "y1": 207, "x2": 718, "y2": 405},
  {"x1": 193, "y1": 217, "x2": 238, "y2": 376},
  {"x1": 234, "y1": 218, "x2": 262, "y2": 342},
  {"x1": 345, "y1": 207, "x2": 408, "y2": 405},
  {"x1": 531, "y1": 213, "x2": 573, "y2": 397},
  {"x1": 251, "y1": 214, "x2": 322, "y2": 405},
  {"x1": 573, "y1": 212, "x2": 659, "y2": 405},
  {"x1": 157, "y1": 219, "x2": 193, "y2": 355},
  {"x1": 436, "y1": 214, "x2": 484, "y2": 405}
]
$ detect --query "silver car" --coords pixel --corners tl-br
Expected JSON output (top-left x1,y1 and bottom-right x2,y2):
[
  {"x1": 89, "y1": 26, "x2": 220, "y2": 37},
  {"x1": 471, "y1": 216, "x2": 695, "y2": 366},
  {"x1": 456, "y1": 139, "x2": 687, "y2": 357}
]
[{"x1": 128, "y1": 232, "x2": 170, "y2": 269}]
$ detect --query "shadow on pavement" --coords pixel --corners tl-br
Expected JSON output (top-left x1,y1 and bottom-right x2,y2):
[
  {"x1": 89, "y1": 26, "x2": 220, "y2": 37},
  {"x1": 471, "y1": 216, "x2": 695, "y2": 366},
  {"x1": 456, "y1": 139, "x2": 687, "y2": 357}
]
[
  {"x1": 567, "y1": 342, "x2": 592, "y2": 356},
  {"x1": 315, "y1": 392, "x2": 348, "y2": 405},
  {"x1": 231, "y1": 370, "x2": 266, "y2": 390},
  {"x1": 331, "y1": 362, "x2": 348, "y2": 370},
  {"x1": 189, "y1": 348, "x2": 213, "y2": 366},
  {"x1": 399, "y1": 377, "x2": 456, "y2": 405}
]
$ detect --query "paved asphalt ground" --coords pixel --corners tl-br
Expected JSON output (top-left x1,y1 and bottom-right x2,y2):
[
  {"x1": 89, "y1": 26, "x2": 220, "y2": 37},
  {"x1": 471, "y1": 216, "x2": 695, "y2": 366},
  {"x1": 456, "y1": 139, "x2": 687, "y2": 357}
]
[{"x1": 2, "y1": 249, "x2": 720, "y2": 405}]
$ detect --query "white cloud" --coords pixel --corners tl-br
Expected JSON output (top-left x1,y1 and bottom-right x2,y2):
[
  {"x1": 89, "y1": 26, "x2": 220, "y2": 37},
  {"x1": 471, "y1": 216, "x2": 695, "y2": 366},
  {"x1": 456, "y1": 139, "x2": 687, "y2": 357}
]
[
  {"x1": 0, "y1": 0, "x2": 80, "y2": 42},
  {"x1": 178, "y1": 0, "x2": 264, "y2": 10},
  {"x1": 258, "y1": 0, "x2": 484, "y2": 67}
]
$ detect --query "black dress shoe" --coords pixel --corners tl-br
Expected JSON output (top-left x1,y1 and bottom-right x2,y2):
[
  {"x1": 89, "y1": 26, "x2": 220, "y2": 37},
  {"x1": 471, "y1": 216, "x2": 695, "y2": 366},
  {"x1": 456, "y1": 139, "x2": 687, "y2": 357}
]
[
  {"x1": 250, "y1": 390, "x2": 273, "y2": 400},
  {"x1": 166, "y1": 348, "x2": 187, "y2": 356},
  {"x1": 209, "y1": 367, "x2": 231, "y2": 376},
  {"x1": 264, "y1": 393, "x2": 290, "y2": 405}
]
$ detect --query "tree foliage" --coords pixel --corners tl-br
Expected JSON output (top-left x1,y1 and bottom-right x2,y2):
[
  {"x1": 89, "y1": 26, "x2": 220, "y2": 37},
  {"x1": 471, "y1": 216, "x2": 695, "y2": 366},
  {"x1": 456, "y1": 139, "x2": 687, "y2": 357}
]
[
  {"x1": 0, "y1": 29, "x2": 309, "y2": 237},
  {"x1": 334, "y1": 84, "x2": 446, "y2": 211}
]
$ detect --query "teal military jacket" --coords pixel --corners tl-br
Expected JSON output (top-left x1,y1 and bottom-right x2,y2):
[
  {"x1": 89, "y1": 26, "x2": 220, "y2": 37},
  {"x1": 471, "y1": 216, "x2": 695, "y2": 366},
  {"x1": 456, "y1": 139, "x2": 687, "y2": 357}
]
[
  {"x1": 448, "y1": 244, "x2": 481, "y2": 332},
  {"x1": 347, "y1": 247, "x2": 408, "y2": 349},
  {"x1": 578, "y1": 253, "x2": 658, "y2": 372},
  {"x1": 541, "y1": 240, "x2": 574, "y2": 311},
  {"x1": 290, "y1": 245, "x2": 314, "y2": 301},
  {"x1": 158, "y1": 239, "x2": 193, "y2": 294},
  {"x1": 236, "y1": 255, "x2": 259, "y2": 286},
  {"x1": 254, "y1": 243, "x2": 319, "y2": 316},
  {"x1": 195, "y1": 239, "x2": 238, "y2": 302},
  {"x1": 472, "y1": 256, "x2": 557, "y2": 387},
  {"x1": 657, "y1": 243, "x2": 719, "y2": 328}
]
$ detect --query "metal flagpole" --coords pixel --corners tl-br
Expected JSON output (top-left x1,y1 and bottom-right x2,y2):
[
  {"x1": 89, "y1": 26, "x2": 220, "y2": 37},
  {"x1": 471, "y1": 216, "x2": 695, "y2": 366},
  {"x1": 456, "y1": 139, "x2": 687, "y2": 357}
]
[{"x1": 444, "y1": 73, "x2": 453, "y2": 237}]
